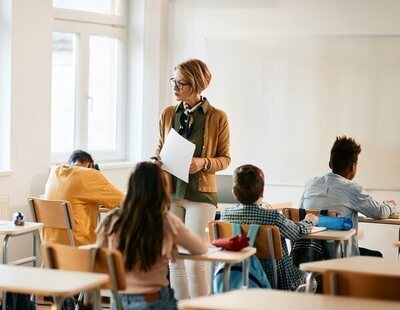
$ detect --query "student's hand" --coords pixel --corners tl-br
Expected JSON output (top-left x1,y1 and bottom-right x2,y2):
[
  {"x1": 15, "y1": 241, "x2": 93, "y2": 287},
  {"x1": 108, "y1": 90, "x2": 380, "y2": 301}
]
[
  {"x1": 384, "y1": 199, "x2": 396, "y2": 206},
  {"x1": 305, "y1": 213, "x2": 319, "y2": 226},
  {"x1": 189, "y1": 157, "x2": 206, "y2": 174}
]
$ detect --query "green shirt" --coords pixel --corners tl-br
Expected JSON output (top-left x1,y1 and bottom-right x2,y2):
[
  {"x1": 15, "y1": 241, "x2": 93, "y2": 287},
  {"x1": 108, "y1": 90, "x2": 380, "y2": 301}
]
[{"x1": 172, "y1": 101, "x2": 217, "y2": 206}]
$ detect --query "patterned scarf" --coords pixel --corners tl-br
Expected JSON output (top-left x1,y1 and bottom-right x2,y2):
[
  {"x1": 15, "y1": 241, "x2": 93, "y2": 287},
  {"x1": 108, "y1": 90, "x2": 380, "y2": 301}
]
[{"x1": 178, "y1": 97, "x2": 204, "y2": 137}]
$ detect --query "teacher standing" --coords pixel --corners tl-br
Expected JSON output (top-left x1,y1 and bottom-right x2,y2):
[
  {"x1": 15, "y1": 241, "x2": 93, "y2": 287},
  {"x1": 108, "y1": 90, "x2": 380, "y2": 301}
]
[{"x1": 155, "y1": 59, "x2": 231, "y2": 299}]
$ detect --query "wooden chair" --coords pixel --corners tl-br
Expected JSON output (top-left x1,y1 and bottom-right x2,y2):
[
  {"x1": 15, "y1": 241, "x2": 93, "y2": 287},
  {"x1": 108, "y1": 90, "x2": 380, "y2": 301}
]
[
  {"x1": 323, "y1": 269, "x2": 400, "y2": 301},
  {"x1": 208, "y1": 220, "x2": 283, "y2": 289},
  {"x1": 28, "y1": 197, "x2": 76, "y2": 246},
  {"x1": 282, "y1": 208, "x2": 342, "y2": 223},
  {"x1": 42, "y1": 243, "x2": 127, "y2": 310}
]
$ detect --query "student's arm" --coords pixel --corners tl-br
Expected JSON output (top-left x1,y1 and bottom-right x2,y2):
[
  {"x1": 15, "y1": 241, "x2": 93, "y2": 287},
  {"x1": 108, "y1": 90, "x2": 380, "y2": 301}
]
[
  {"x1": 274, "y1": 211, "x2": 314, "y2": 241},
  {"x1": 83, "y1": 170, "x2": 125, "y2": 209},
  {"x1": 350, "y1": 185, "x2": 396, "y2": 219}
]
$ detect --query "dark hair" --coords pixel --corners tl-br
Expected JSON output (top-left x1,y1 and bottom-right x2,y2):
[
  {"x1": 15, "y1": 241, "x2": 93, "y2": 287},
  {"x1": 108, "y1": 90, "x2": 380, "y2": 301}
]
[
  {"x1": 107, "y1": 161, "x2": 170, "y2": 272},
  {"x1": 67, "y1": 150, "x2": 94, "y2": 166},
  {"x1": 329, "y1": 136, "x2": 361, "y2": 174},
  {"x1": 233, "y1": 164, "x2": 264, "y2": 205}
]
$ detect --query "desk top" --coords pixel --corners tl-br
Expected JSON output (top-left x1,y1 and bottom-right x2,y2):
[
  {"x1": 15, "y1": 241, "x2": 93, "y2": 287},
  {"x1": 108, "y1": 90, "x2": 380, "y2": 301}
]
[
  {"x1": 302, "y1": 228, "x2": 356, "y2": 241},
  {"x1": 300, "y1": 256, "x2": 400, "y2": 276},
  {"x1": 177, "y1": 247, "x2": 256, "y2": 263},
  {"x1": 0, "y1": 265, "x2": 109, "y2": 296},
  {"x1": 0, "y1": 221, "x2": 43, "y2": 235},
  {"x1": 359, "y1": 217, "x2": 400, "y2": 225},
  {"x1": 178, "y1": 288, "x2": 400, "y2": 310}
]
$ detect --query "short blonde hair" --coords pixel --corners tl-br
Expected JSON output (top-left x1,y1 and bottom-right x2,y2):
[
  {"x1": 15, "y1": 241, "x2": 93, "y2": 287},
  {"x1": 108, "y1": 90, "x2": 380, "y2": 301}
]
[{"x1": 175, "y1": 59, "x2": 212, "y2": 94}]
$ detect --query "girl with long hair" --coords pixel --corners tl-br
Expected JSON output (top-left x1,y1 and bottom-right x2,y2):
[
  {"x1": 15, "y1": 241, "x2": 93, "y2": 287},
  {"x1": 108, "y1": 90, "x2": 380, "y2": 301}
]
[{"x1": 97, "y1": 161, "x2": 208, "y2": 309}]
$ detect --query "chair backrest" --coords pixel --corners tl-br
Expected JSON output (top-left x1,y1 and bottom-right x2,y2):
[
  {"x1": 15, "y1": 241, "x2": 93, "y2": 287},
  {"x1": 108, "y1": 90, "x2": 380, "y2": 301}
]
[
  {"x1": 43, "y1": 243, "x2": 126, "y2": 291},
  {"x1": 282, "y1": 208, "x2": 342, "y2": 223},
  {"x1": 208, "y1": 220, "x2": 283, "y2": 260},
  {"x1": 323, "y1": 269, "x2": 400, "y2": 301},
  {"x1": 28, "y1": 197, "x2": 76, "y2": 246}
]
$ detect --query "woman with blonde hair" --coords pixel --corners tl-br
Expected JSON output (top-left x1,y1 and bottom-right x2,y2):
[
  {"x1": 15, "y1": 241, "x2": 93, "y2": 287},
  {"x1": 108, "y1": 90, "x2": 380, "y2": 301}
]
[{"x1": 155, "y1": 59, "x2": 231, "y2": 299}]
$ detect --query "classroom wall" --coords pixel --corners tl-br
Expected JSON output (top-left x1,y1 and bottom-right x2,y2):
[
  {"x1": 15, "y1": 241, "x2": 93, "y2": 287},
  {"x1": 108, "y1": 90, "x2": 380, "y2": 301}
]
[{"x1": 1, "y1": 0, "x2": 400, "y2": 260}]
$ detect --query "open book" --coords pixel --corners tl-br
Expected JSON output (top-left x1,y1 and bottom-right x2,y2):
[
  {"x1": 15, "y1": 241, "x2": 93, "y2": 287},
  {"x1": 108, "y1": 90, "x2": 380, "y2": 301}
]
[{"x1": 310, "y1": 226, "x2": 327, "y2": 234}]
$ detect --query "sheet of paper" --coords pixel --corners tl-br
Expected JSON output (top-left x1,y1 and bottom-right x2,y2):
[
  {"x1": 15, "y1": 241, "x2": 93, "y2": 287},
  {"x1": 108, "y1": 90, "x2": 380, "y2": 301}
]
[
  {"x1": 159, "y1": 128, "x2": 195, "y2": 183},
  {"x1": 310, "y1": 226, "x2": 327, "y2": 234}
]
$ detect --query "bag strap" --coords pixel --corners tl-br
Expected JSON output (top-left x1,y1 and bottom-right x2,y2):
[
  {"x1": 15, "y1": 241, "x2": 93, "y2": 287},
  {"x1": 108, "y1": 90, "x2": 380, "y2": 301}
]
[
  {"x1": 231, "y1": 223, "x2": 260, "y2": 247},
  {"x1": 299, "y1": 208, "x2": 306, "y2": 221},
  {"x1": 231, "y1": 223, "x2": 242, "y2": 236},
  {"x1": 247, "y1": 224, "x2": 260, "y2": 247}
]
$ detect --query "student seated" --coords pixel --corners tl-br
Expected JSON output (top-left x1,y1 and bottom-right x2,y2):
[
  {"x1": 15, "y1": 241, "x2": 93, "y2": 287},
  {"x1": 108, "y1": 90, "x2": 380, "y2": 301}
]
[
  {"x1": 44, "y1": 150, "x2": 124, "y2": 246},
  {"x1": 96, "y1": 162, "x2": 208, "y2": 310},
  {"x1": 300, "y1": 136, "x2": 397, "y2": 257},
  {"x1": 221, "y1": 164, "x2": 318, "y2": 290}
]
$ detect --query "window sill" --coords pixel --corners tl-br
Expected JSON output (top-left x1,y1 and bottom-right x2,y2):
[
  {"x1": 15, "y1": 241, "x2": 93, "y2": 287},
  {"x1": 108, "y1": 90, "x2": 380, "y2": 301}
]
[
  {"x1": 0, "y1": 170, "x2": 12, "y2": 177},
  {"x1": 98, "y1": 161, "x2": 136, "y2": 170}
]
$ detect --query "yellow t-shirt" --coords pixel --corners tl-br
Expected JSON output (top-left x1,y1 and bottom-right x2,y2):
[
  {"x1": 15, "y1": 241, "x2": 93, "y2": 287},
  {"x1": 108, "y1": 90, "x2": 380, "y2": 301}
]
[{"x1": 44, "y1": 165, "x2": 124, "y2": 246}]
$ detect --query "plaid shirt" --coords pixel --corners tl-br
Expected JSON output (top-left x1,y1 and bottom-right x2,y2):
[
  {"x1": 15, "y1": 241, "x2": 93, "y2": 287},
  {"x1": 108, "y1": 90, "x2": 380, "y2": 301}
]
[{"x1": 221, "y1": 204, "x2": 313, "y2": 290}]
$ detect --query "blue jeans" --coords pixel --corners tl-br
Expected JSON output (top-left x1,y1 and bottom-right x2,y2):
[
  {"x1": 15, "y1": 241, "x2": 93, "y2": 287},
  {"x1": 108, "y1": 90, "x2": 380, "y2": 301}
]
[{"x1": 112, "y1": 287, "x2": 177, "y2": 310}]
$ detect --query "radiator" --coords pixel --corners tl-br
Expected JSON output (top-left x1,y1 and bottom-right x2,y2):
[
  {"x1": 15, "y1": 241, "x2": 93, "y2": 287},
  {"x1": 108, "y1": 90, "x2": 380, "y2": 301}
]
[{"x1": 0, "y1": 195, "x2": 9, "y2": 220}]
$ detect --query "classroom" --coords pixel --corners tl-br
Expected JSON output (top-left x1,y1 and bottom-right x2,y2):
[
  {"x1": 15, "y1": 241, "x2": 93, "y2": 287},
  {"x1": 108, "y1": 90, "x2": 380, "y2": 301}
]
[{"x1": 0, "y1": 0, "x2": 400, "y2": 309}]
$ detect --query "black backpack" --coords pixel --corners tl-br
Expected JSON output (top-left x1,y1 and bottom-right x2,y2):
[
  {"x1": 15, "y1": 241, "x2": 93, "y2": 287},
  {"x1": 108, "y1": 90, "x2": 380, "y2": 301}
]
[
  {"x1": 2, "y1": 293, "x2": 36, "y2": 310},
  {"x1": 290, "y1": 209, "x2": 331, "y2": 293}
]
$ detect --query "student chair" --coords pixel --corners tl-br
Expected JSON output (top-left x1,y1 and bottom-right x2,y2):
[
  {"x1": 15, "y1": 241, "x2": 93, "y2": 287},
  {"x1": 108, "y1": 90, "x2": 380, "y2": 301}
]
[
  {"x1": 323, "y1": 269, "x2": 400, "y2": 301},
  {"x1": 28, "y1": 197, "x2": 76, "y2": 246},
  {"x1": 208, "y1": 220, "x2": 283, "y2": 289},
  {"x1": 42, "y1": 243, "x2": 127, "y2": 310}
]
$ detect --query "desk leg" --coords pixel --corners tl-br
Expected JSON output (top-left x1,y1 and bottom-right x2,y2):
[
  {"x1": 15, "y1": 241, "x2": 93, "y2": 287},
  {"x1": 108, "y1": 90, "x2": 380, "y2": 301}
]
[
  {"x1": 222, "y1": 263, "x2": 232, "y2": 292},
  {"x1": 305, "y1": 272, "x2": 317, "y2": 293},
  {"x1": 334, "y1": 240, "x2": 341, "y2": 258},
  {"x1": 2, "y1": 235, "x2": 10, "y2": 310},
  {"x1": 242, "y1": 258, "x2": 250, "y2": 288},
  {"x1": 210, "y1": 262, "x2": 215, "y2": 295}
]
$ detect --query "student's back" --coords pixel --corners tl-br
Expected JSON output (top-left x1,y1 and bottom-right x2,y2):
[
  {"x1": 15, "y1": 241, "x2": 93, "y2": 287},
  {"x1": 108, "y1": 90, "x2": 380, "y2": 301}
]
[
  {"x1": 96, "y1": 161, "x2": 208, "y2": 310},
  {"x1": 44, "y1": 161, "x2": 123, "y2": 245},
  {"x1": 221, "y1": 165, "x2": 318, "y2": 290}
]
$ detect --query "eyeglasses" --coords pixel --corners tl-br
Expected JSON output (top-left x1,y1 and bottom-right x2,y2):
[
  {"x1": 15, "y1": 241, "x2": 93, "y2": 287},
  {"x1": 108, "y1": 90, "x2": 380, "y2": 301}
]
[{"x1": 169, "y1": 78, "x2": 190, "y2": 89}]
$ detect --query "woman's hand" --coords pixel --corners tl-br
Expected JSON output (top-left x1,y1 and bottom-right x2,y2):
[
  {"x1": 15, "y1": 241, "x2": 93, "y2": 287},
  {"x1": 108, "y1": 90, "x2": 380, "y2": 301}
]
[
  {"x1": 304, "y1": 213, "x2": 319, "y2": 226},
  {"x1": 189, "y1": 157, "x2": 206, "y2": 174}
]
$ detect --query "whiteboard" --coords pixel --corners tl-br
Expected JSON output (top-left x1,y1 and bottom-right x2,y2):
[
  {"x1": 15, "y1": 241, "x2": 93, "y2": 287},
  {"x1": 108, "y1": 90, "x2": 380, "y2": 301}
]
[{"x1": 205, "y1": 36, "x2": 400, "y2": 189}]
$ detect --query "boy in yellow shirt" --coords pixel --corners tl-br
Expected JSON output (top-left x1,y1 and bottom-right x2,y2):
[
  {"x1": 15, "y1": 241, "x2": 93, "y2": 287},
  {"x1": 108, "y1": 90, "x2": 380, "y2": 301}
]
[{"x1": 44, "y1": 150, "x2": 124, "y2": 245}]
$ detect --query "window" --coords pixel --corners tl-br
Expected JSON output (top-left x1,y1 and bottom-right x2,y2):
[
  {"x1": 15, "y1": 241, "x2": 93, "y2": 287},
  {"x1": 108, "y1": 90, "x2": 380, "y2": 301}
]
[
  {"x1": 51, "y1": 2, "x2": 126, "y2": 162},
  {"x1": 0, "y1": 0, "x2": 11, "y2": 171}
]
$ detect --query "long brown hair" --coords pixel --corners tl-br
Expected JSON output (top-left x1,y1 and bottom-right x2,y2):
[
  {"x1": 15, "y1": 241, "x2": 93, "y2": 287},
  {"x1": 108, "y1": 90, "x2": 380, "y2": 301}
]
[{"x1": 107, "y1": 161, "x2": 170, "y2": 272}]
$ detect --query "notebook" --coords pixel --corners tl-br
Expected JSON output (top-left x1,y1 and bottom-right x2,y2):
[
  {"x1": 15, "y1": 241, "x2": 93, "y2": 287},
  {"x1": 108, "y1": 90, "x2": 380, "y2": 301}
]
[{"x1": 310, "y1": 226, "x2": 327, "y2": 234}]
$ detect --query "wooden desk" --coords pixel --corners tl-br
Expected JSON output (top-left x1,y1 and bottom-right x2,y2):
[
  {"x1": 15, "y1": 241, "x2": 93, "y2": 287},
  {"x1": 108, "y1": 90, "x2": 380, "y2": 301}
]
[
  {"x1": 303, "y1": 229, "x2": 356, "y2": 258},
  {"x1": 359, "y1": 217, "x2": 400, "y2": 225},
  {"x1": 300, "y1": 256, "x2": 400, "y2": 293},
  {"x1": 0, "y1": 221, "x2": 43, "y2": 265},
  {"x1": 177, "y1": 247, "x2": 256, "y2": 294},
  {"x1": 0, "y1": 264, "x2": 109, "y2": 309},
  {"x1": 178, "y1": 288, "x2": 400, "y2": 310}
]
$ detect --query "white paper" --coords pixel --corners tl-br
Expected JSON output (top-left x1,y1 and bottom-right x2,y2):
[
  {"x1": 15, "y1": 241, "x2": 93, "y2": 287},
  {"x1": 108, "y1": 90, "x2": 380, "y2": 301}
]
[{"x1": 159, "y1": 129, "x2": 195, "y2": 183}]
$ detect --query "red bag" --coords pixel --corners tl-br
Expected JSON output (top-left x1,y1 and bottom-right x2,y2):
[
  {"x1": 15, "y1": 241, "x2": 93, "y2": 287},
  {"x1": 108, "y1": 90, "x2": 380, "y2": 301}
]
[{"x1": 211, "y1": 235, "x2": 249, "y2": 251}]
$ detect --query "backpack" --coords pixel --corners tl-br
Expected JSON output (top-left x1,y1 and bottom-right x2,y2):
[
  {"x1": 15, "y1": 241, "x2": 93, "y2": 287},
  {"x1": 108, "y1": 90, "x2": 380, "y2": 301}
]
[
  {"x1": 213, "y1": 223, "x2": 272, "y2": 293},
  {"x1": 290, "y1": 209, "x2": 332, "y2": 293},
  {"x1": 1, "y1": 293, "x2": 36, "y2": 310}
]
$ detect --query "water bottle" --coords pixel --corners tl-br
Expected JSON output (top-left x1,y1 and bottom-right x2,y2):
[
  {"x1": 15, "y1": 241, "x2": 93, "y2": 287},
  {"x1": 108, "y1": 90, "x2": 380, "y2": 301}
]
[{"x1": 317, "y1": 215, "x2": 352, "y2": 231}]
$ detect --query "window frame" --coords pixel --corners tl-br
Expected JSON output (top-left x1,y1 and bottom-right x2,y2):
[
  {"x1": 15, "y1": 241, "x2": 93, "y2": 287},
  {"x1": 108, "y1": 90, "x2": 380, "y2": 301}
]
[{"x1": 51, "y1": 5, "x2": 127, "y2": 164}]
